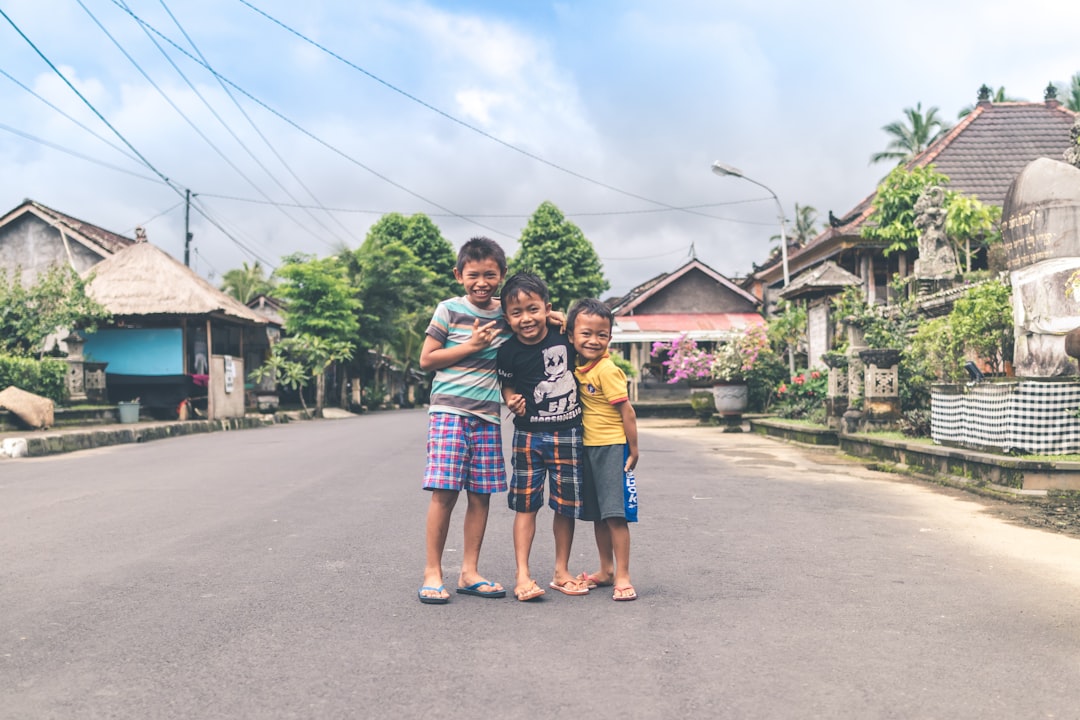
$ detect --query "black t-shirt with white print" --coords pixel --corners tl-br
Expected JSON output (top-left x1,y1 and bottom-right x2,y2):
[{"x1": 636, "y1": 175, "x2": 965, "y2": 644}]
[{"x1": 497, "y1": 329, "x2": 582, "y2": 431}]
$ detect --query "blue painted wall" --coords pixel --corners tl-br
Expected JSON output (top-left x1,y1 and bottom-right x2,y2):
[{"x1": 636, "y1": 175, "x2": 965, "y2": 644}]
[{"x1": 83, "y1": 328, "x2": 184, "y2": 375}]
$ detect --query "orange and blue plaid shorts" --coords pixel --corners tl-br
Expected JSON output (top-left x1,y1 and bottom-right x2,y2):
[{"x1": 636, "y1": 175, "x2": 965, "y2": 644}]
[{"x1": 508, "y1": 427, "x2": 583, "y2": 518}]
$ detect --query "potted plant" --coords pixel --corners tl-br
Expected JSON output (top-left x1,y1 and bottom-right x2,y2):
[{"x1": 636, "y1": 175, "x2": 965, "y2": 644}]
[{"x1": 651, "y1": 324, "x2": 770, "y2": 415}]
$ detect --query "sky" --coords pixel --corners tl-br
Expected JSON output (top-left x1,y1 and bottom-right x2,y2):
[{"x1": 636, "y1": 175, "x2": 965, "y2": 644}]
[{"x1": 2, "y1": 0, "x2": 1080, "y2": 299}]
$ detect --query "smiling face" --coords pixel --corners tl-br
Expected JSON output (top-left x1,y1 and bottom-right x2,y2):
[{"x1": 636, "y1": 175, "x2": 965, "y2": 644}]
[
  {"x1": 454, "y1": 258, "x2": 504, "y2": 309},
  {"x1": 503, "y1": 290, "x2": 551, "y2": 345},
  {"x1": 571, "y1": 312, "x2": 612, "y2": 363}
]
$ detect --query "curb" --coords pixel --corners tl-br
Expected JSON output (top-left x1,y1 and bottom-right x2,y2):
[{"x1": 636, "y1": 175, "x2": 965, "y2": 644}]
[{"x1": 3, "y1": 414, "x2": 298, "y2": 458}]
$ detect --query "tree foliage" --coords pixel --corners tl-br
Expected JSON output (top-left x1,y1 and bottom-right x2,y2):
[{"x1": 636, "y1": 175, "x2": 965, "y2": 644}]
[
  {"x1": 862, "y1": 165, "x2": 950, "y2": 255},
  {"x1": 250, "y1": 334, "x2": 353, "y2": 416},
  {"x1": 220, "y1": 261, "x2": 275, "y2": 304},
  {"x1": 0, "y1": 265, "x2": 111, "y2": 357},
  {"x1": 1057, "y1": 72, "x2": 1080, "y2": 112},
  {"x1": 945, "y1": 194, "x2": 1002, "y2": 272},
  {"x1": 510, "y1": 201, "x2": 609, "y2": 311},
  {"x1": 950, "y1": 278, "x2": 1013, "y2": 374},
  {"x1": 364, "y1": 212, "x2": 457, "y2": 299},
  {"x1": 870, "y1": 102, "x2": 951, "y2": 165},
  {"x1": 348, "y1": 239, "x2": 440, "y2": 364},
  {"x1": 274, "y1": 253, "x2": 359, "y2": 343}
]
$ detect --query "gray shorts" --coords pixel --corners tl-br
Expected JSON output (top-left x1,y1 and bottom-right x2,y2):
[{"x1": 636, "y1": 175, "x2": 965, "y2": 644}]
[{"x1": 582, "y1": 444, "x2": 629, "y2": 522}]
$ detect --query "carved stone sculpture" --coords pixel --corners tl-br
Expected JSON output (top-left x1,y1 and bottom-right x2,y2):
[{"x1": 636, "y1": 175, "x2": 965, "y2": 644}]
[
  {"x1": 913, "y1": 185, "x2": 959, "y2": 279},
  {"x1": 1065, "y1": 118, "x2": 1080, "y2": 169}
]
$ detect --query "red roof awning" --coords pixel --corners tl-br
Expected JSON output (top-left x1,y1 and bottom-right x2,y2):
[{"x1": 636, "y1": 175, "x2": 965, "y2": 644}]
[{"x1": 612, "y1": 313, "x2": 764, "y2": 343}]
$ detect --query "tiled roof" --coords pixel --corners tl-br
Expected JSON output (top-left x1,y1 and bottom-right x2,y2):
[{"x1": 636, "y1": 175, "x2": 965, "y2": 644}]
[
  {"x1": 756, "y1": 100, "x2": 1077, "y2": 282},
  {"x1": 778, "y1": 261, "x2": 861, "y2": 300},
  {"x1": 609, "y1": 257, "x2": 757, "y2": 315},
  {"x1": 25, "y1": 200, "x2": 135, "y2": 254},
  {"x1": 920, "y1": 102, "x2": 1077, "y2": 205}
]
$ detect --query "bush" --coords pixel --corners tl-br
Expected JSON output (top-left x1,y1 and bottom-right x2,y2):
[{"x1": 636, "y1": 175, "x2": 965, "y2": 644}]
[
  {"x1": 0, "y1": 355, "x2": 68, "y2": 403},
  {"x1": 773, "y1": 369, "x2": 827, "y2": 419}
]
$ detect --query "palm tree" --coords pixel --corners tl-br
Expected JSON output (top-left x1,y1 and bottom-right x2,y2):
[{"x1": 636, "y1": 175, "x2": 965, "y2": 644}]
[
  {"x1": 957, "y1": 85, "x2": 1020, "y2": 118},
  {"x1": 790, "y1": 204, "x2": 818, "y2": 248},
  {"x1": 1059, "y1": 72, "x2": 1080, "y2": 112},
  {"x1": 220, "y1": 261, "x2": 275, "y2": 304},
  {"x1": 870, "y1": 102, "x2": 951, "y2": 165}
]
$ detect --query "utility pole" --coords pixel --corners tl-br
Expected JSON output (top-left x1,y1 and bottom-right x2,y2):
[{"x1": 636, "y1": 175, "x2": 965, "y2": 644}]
[{"x1": 183, "y1": 189, "x2": 193, "y2": 267}]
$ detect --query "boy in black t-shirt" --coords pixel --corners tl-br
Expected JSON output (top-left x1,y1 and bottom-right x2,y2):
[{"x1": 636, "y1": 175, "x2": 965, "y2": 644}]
[{"x1": 497, "y1": 272, "x2": 589, "y2": 601}]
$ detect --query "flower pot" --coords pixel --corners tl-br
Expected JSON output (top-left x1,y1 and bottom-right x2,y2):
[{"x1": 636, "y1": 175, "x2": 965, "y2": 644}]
[
  {"x1": 857, "y1": 348, "x2": 902, "y2": 367},
  {"x1": 117, "y1": 400, "x2": 140, "y2": 424},
  {"x1": 711, "y1": 383, "x2": 749, "y2": 415}
]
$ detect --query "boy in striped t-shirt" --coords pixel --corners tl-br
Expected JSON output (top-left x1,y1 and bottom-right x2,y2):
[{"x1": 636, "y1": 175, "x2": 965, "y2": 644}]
[{"x1": 417, "y1": 237, "x2": 511, "y2": 604}]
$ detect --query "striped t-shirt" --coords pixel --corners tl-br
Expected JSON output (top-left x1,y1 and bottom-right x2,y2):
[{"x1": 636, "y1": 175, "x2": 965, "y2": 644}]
[{"x1": 426, "y1": 297, "x2": 510, "y2": 424}]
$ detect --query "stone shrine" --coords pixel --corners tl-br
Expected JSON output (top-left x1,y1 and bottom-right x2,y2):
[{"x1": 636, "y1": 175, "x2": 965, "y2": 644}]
[{"x1": 1000, "y1": 157, "x2": 1080, "y2": 377}]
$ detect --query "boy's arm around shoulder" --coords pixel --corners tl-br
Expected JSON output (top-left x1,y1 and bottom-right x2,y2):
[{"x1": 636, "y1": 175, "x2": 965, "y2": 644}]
[
  {"x1": 419, "y1": 318, "x2": 499, "y2": 372},
  {"x1": 616, "y1": 399, "x2": 639, "y2": 471}
]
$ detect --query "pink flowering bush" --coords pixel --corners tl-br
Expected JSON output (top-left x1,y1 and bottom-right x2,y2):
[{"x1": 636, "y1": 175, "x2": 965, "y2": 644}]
[{"x1": 651, "y1": 324, "x2": 772, "y2": 383}]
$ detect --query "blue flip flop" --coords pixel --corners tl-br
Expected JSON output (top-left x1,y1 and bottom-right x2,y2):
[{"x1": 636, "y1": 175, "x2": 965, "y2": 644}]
[
  {"x1": 456, "y1": 580, "x2": 507, "y2": 599},
  {"x1": 418, "y1": 585, "x2": 450, "y2": 604}
]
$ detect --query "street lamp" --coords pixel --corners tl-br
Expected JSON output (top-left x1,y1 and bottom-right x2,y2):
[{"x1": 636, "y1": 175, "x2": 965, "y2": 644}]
[{"x1": 711, "y1": 161, "x2": 789, "y2": 287}]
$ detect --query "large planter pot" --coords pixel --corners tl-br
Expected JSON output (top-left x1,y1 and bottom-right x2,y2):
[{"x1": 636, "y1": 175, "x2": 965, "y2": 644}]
[
  {"x1": 858, "y1": 348, "x2": 902, "y2": 367},
  {"x1": 711, "y1": 382, "x2": 749, "y2": 415}
]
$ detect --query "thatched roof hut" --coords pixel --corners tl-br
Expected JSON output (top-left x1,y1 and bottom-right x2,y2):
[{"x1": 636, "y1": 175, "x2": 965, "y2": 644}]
[{"x1": 85, "y1": 240, "x2": 266, "y2": 325}]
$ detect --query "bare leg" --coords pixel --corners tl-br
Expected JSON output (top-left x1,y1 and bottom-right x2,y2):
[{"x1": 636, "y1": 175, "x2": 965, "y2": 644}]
[
  {"x1": 459, "y1": 491, "x2": 501, "y2": 591},
  {"x1": 421, "y1": 489, "x2": 458, "y2": 600},
  {"x1": 513, "y1": 510, "x2": 539, "y2": 596},
  {"x1": 607, "y1": 517, "x2": 634, "y2": 599},
  {"x1": 589, "y1": 519, "x2": 616, "y2": 583},
  {"x1": 551, "y1": 512, "x2": 579, "y2": 586}
]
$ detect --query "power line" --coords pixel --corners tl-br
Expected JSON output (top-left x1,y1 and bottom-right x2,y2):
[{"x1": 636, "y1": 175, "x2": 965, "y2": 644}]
[
  {"x1": 77, "y1": 0, "x2": 341, "y2": 251},
  {"x1": 234, "y1": 0, "x2": 747, "y2": 221},
  {"x1": 106, "y1": 0, "x2": 515, "y2": 241},
  {"x1": 0, "y1": 122, "x2": 164, "y2": 183},
  {"x1": 128, "y1": 0, "x2": 357, "y2": 248}
]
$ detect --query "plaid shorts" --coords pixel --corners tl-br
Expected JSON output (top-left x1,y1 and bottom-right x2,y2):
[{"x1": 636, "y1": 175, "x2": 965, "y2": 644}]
[
  {"x1": 423, "y1": 412, "x2": 507, "y2": 494},
  {"x1": 509, "y1": 427, "x2": 583, "y2": 517}
]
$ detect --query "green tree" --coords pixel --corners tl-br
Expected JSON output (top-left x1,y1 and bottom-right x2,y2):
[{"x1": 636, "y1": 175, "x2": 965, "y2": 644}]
[
  {"x1": 219, "y1": 261, "x2": 275, "y2": 304},
  {"x1": 0, "y1": 265, "x2": 111, "y2": 358},
  {"x1": 766, "y1": 299, "x2": 806, "y2": 375},
  {"x1": 250, "y1": 334, "x2": 353, "y2": 417},
  {"x1": 862, "y1": 165, "x2": 950, "y2": 256},
  {"x1": 349, "y1": 239, "x2": 440, "y2": 365},
  {"x1": 950, "y1": 278, "x2": 1013, "y2": 374},
  {"x1": 510, "y1": 201, "x2": 609, "y2": 311},
  {"x1": 790, "y1": 204, "x2": 819, "y2": 248},
  {"x1": 945, "y1": 194, "x2": 1002, "y2": 272},
  {"x1": 365, "y1": 213, "x2": 457, "y2": 297},
  {"x1": 1057, "y1": 72, "x2": 1080, "y2": 112},
  {"x1": 870, "y1": 102, "x2": 951, "y2": 165},
  {"x1": 273, "y1": 253, "x2": 360, "y2": 415}
]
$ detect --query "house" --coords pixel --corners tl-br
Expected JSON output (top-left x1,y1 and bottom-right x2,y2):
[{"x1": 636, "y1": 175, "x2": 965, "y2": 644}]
[
  {"x1": 82, "y1": 236, "x2": 272, "y2": 420},
  {"x1": 0, "y1": 199, "x2": 134, "y2": 283},
  {"x1": 752, "y1": 88, "x2": 1078, "y2": 307},
  {"x1": 608, "y1": 257, "x2": 764, "y2": 400}
]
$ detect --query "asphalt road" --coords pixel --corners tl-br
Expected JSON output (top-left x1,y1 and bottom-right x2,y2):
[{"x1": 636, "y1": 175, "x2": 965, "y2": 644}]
[{"x1": 3, "y1": 410, "x2": 1080, "y2": 719}]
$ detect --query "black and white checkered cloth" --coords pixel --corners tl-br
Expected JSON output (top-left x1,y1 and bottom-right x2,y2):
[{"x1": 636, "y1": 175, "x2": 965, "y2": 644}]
[{"x1": 931, "y1": 380, "x2": 1080, "y2": 454}]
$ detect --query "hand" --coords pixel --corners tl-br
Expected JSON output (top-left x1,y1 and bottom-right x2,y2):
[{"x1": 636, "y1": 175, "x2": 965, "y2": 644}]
[
  {"x1": 470, "y1": 319, "x2": 499, "y2": 348},
  {"x1": 547, "y1": 310, "x2": 567, "y2": 333},
  {"x1": 624, "y1": 449, "x2": 639, "y2": 472},
  {"x1": 506, "y1": 393, "x2": 526, "y2": 416}
]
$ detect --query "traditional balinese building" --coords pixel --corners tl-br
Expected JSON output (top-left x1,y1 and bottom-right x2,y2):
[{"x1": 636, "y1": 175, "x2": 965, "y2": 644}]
[
  {"x1": 752, "y1": 87, "x2": 1078, "y2": 308},
  {"x1": 608, "y1": 257, "x2": 764, "y2": 400}
]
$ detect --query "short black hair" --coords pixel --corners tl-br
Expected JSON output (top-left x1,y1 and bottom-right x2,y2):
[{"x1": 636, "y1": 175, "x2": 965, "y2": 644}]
[
  {"x1": 456, "y1": 236, "x2": 507, "y2": 274},
  {"x1": 500, "y1": 272, "x2": 550, "y2": 312},
  {"x1": 568, "y1": 298, "x2": 613, "y2": 331}
]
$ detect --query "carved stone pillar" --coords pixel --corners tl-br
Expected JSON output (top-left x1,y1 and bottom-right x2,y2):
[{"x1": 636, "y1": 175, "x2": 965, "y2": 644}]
[{"x1": 859, "y1": 348, "x2": 902, "y2": 427}]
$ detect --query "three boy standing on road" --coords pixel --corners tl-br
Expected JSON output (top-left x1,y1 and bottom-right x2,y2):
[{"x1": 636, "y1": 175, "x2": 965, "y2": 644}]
[{"x1": 417, "y1": 237, "x2": 639, "y2": 604}]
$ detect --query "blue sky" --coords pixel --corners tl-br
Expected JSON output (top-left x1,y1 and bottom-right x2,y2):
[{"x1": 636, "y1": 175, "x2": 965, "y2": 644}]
[{"x1": 2, "y1": 0, "x2": 1079, "y2": 297}]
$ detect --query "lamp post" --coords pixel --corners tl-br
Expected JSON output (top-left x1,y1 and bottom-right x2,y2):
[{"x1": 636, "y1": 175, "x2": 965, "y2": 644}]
[{"x1": 711, "y1": 161, "x2": 789, "y2": 287}]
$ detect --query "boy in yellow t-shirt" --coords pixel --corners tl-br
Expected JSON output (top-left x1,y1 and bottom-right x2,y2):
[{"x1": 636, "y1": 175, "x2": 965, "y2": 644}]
[{"x1": 567, "y1": 298, "x2": 640, "y2": 601}]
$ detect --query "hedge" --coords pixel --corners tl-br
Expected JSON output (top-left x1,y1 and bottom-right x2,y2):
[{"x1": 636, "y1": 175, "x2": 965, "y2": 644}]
[{"x1": 0, "y1": 355, "x2": 68, "y2": 403}]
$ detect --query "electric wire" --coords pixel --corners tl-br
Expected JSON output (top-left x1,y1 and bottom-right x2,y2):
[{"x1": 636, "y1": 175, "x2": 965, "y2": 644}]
[
  {"x1": 0, "y1": 122, "x2": 164, "y2": 183},
  {"x1": 234, "y1": 0, "x2": 769, "y2": 222},
  {"x1": 107, "y1": 0, "x2": 515, "y2": 241},
  {"x1": 76, "y1": 0, "x2": 337, "y2": 251},
  {"x1": 132, "y1": 0, "x2": 356, "y2": 247},
  {"x1": 155, "y1": 0, "x2": 360, "y2": 245}
]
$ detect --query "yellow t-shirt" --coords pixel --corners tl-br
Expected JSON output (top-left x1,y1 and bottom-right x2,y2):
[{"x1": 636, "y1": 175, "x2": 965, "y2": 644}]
[{"x1": 574, "y1": 353, "x2": 629, "y2": 446}]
